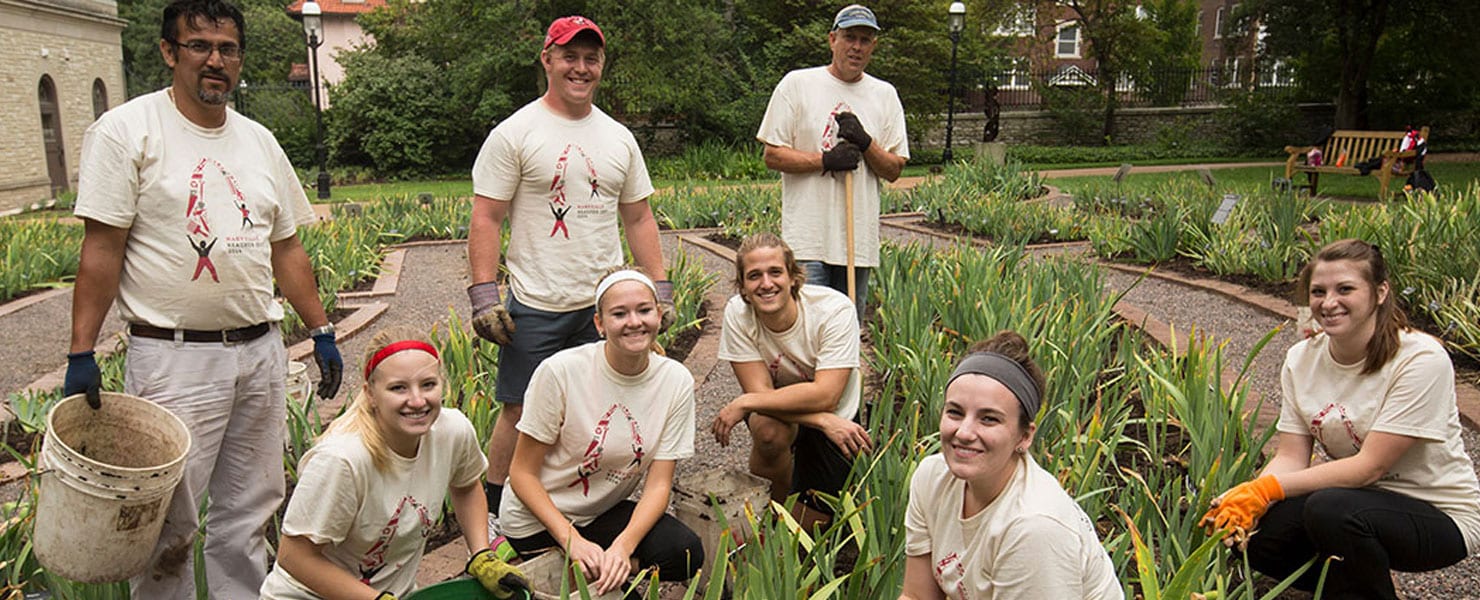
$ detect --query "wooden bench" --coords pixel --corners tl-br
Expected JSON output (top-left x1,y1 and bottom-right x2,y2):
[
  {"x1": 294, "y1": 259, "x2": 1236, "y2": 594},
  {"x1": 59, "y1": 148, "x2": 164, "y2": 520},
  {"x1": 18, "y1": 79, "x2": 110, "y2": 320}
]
[{"x1": 1283, "y1": 127, "x2": 1427, "y2": 199}]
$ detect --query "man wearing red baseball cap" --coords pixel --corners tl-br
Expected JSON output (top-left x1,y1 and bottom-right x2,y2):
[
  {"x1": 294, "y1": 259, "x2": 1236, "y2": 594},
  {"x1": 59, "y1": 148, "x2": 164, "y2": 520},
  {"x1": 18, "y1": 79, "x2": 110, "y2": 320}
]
[{"x1": 466, "y1": 11, "x2": 672, "y2": 562}]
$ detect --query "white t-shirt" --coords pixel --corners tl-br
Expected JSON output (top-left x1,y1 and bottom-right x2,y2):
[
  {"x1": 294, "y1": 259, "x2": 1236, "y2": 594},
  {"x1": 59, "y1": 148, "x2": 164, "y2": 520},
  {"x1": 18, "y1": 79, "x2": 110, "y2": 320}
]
[
  {"x1": 501, "y1": 342, "x2": 695, "y2": 539},
  {"x1": 259, "y1": 409, "x2": 488, "y2": 599},
  {"x1": 755, "y1": 66, "x2": 910, "y2": 268},
  {"x1": 75, "y1": 89, "x2": 313, "y2": 330},
  {"x1": 1279, "y1": 329, "x2": 1480, "y2": 553},
  {"x1": 716, "y1": 284, "x2": 861, "y2": 420},
  {"x1": 905, "y1": 454, "x2": 1122, "y2": 600},
  {"x1": 471, "y1": 100, "x2": 655, "y2": 312}
]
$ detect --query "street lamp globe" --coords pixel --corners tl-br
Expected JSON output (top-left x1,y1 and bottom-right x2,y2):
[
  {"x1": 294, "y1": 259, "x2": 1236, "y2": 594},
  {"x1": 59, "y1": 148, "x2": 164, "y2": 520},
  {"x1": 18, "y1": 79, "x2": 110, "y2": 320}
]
[
  {"x1": 949, "y1": 2, "x2": 966, "y2": 34},
  {"x1": 301, "y1": 1, "x2": 322, "y2": 43}
]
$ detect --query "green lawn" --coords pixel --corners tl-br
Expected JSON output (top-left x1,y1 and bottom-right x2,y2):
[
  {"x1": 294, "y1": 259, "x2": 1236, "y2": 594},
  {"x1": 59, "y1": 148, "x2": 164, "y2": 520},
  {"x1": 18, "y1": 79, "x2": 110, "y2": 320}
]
[{"x1": 1046, "y1": 161, "x2": 1480, "y2": 200}]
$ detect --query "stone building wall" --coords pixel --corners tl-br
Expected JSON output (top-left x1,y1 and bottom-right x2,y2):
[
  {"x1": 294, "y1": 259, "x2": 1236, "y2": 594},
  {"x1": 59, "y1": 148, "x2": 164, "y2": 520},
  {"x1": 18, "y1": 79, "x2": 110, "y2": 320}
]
[{"x1": 0, "y1": 0, "x2": 126, "y2": 214}]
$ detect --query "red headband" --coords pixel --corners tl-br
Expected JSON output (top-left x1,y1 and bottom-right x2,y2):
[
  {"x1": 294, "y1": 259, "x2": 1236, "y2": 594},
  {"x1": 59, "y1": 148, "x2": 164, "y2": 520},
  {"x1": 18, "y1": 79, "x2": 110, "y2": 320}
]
[{"x1": 364, "y1": 340, "x2": 439, "y2": 379}]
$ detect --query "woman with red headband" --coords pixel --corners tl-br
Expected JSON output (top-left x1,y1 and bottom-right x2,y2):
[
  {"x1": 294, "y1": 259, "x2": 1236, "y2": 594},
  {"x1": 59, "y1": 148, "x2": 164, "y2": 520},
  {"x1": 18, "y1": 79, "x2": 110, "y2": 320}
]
[
  {"x1": 503, "y1": 268, "x2": 702, "y2": 596},
  {"x1": 261, "y1": 327, "x2": 525, "y2": 600}
]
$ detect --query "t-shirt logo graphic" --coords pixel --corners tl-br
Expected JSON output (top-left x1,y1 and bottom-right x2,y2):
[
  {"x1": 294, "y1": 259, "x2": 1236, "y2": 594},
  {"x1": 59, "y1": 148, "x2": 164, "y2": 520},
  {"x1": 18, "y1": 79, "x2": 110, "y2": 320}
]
[
  {"x1": 570, "y1": 403, "x2": 646, "y2": 496},
  {"x1": 548, "y1": 143, "x2": 601, "y2": 239},
  {"x1": 1309, "y1": 402, "x2": 1364, "y2": 460},
  {"x1": 358, "y1": 495, "x2": 434, "y2": 584},
  {"x1": 933, "y1": 551, "x2": 972, "y2": 599},
  {"x1": 820, "y1": 102, "x2": 853, "y2": 152},
  {"x1": 184, "y1": 158, "x2": 247, "y2": 283}
]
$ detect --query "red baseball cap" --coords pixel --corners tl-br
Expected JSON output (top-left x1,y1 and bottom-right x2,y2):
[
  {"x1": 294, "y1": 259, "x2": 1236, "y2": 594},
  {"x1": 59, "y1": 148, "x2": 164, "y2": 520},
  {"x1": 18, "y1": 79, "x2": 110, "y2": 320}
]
[{"x1": 544, "y1": 15, "x2": 605, "y2": 49}]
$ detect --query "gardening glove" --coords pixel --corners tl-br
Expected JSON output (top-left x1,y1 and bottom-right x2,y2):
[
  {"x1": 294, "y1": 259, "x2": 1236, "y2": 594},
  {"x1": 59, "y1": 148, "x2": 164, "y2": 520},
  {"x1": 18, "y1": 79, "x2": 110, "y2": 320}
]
[
  {"x1": 64, "y1": 350, "x2": 102, "y2": 410},
  {"x1": 834, "y1": 111, "x2": 872, "y2": 153},
  {"x1": 374, "y1": 593, "x2": 397, "y2": 600},
  {"x1": 466, "y1": 549, "x2": 529, "y2": 599},
  {"x1": 312, "y1": 332, "x2": 343, "y2": 399},
  {"x1": 468, "y1": 282, "x2": 516, "y2": 346},
  {"x1": 655, "y1": 279, "x2": 676, "y2": 333},
  {"x1": 821, "y1": 142, "x2": 862, "y2": 173},
  {"x1": 1200, "y1": 474, "x2": 1285, "y2": 540}
]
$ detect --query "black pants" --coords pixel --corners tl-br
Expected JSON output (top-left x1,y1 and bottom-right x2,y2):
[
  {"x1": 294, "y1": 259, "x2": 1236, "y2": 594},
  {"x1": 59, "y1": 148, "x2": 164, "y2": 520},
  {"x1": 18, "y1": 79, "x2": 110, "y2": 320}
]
[
  {"x1": 1246, "y1": 488, "x2": 1467, "y2": 600},
  {"x1": 506, "y1": 500, "x2": 703, "y2": 582}
]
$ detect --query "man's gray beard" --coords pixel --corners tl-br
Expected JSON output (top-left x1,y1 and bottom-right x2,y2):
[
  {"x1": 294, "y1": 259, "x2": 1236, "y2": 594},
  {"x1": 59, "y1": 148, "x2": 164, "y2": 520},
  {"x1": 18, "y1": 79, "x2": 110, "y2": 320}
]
[{"x1": 199, "y1": 88, "x2": 231, "y2": 106}]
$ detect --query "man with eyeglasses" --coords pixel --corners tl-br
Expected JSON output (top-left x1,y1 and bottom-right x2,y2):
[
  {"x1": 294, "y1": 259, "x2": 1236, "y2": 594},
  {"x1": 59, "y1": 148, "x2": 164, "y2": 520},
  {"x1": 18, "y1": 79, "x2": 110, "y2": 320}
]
[
  {"x1": 67, "y1": 1, "x2": 340, "y2": 598},
  {"x1": 757, "y1": 4, "x2": 909, "y2": 323},
  {"x1": 466, "y1": 15, "x2": 670, "y2": 551}
]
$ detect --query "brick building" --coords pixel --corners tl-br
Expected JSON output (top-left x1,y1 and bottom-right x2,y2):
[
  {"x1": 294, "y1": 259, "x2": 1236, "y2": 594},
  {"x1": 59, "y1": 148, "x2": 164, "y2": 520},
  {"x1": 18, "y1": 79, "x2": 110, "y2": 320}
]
[{"x1": 0, "y1": 0, "x2": 126, "y2": 213}]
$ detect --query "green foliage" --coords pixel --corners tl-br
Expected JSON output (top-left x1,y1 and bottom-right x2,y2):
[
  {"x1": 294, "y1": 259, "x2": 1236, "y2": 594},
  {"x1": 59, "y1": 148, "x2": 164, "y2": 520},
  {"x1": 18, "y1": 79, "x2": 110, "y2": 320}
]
[
  {"x1": 648, "y1": 141, "x2": 770, "y2": 182},
  {"x1": 0, "y1": 219, "x2": 82, "y2": 304},
  {"x1": 906, "y1": 159, "x2": 1078, "y2": 245},
  {"x1": 1215, "y1": 89, "x2": 1303, "y2": 153},
  {"x1": 326, "y1": 52, "x2": 472, "y2": 178},
  {"x1": 1038, "y1": 84, "x2": 1106, "y2": 146},
  {"x1": 1122, "y1": 0, "x2": 1202, "y2": 107},
  {"x1": 651, "y1": 184, "x2": 778, "y2": 231},
  {"x1": 1006, "y1": 143, "x2": 1252, "y2": 166}
]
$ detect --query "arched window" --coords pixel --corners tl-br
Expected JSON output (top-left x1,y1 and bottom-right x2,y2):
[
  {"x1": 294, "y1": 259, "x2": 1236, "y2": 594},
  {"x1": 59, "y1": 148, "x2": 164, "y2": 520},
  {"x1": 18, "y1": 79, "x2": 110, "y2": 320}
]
[
  {"x1": 38, "y1": 75, "x2": 69, "y2": 194},
  {"x1": 92, "y1": 79, "x2": 109, "y2": 119}
]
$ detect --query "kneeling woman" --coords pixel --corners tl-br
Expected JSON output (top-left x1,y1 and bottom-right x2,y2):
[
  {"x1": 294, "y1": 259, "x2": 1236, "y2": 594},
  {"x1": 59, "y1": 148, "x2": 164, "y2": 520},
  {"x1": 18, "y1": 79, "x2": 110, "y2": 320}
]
[
  {"x1": 1202, "y1": 239, "x2": 1480, "y2": 599},
  {"x1": 900, "y1": 331, "x2": 1122, "y2": 600},
  {"x1": 261, "y1": 328, "x2": 524, "y2": 599},
  {"x1": 504, "y1": 269, "x2": 703, "y2": 596}
]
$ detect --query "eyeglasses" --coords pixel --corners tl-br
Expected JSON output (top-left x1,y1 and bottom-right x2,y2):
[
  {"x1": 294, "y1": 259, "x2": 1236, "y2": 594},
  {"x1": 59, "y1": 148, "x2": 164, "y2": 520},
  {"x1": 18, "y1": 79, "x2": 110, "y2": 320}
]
[{"x1": 169, "y1": 40, "x2": 243, "y2": 61}]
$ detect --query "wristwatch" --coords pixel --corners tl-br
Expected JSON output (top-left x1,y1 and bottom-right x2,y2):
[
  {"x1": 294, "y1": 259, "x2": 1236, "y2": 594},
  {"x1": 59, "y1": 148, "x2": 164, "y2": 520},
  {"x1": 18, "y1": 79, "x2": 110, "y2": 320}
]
[{"x1": 307, "y1": 323, "x2": 335, "y2": 338}]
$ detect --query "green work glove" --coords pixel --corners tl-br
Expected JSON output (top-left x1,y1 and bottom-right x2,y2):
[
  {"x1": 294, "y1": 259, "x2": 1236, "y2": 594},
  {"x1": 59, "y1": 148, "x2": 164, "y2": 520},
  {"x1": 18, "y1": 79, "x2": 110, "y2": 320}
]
[{"x1": 466, "y1": 548, "x2": 528, "y2": 599}]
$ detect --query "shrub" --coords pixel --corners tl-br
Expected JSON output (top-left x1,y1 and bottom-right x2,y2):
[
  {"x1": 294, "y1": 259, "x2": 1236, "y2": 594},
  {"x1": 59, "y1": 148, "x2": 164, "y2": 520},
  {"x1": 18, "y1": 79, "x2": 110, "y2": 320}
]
[{"x1": 326, "y1": 52, "x2": 478, "y2": 179}]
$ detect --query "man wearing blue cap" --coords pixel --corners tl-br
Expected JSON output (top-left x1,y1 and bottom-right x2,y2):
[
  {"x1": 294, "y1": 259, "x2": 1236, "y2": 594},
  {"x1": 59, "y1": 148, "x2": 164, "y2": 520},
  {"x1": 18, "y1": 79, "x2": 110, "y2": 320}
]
[{"x1": 756, "y1": 3, "x2": 909, "y2": 323}]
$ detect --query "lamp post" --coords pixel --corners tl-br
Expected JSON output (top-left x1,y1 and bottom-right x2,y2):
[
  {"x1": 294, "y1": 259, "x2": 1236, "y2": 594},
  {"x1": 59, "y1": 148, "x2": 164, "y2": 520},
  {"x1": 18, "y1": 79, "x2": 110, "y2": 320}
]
[
  {"x1": 301, "y1": 0, "x2": 330, "y2": 199},
  {"x1": 943, "y1": 1, "x2": 966, "y2": 164}
]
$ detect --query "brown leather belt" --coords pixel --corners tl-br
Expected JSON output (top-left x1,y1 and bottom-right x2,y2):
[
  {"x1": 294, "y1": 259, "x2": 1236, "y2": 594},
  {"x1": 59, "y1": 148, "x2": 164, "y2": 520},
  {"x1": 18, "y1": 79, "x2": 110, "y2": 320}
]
[{"x1": 129, "y1": 322, "x2": 271, "y2": 344}]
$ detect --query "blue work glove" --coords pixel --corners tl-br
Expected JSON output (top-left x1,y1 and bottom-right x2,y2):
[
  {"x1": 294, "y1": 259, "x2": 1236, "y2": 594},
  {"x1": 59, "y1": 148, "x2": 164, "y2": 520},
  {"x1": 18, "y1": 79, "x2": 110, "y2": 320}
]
[
  {"x1": 655, "y1": 279, "x2": 676, "y2": 333},
  {"x1": 312, "y1": 332, "x2": 343, "y2": 399},
  {"x1": 64, "y1": 350, "x2": 102, "y2": 409}
]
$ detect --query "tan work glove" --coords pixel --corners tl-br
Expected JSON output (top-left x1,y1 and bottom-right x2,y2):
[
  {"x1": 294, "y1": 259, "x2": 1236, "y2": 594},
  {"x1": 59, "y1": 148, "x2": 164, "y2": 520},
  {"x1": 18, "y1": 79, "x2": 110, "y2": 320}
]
[
  {"x1": 655, "y1": 279, "x2": 676, "y2": 333},
  {"x1": 466, "y1": 548, "x2": 529, "y2": 599},
  {"x1": 467, "y1": 282, "x2": 516, "y2": 345}
]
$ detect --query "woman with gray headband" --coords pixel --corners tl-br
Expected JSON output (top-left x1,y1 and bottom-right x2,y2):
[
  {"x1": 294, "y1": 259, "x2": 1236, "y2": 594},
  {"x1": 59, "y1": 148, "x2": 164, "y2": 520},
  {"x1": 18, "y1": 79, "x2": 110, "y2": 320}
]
[{"x1": 900, "y1": 331, "x2": 1122, "y2": 600}]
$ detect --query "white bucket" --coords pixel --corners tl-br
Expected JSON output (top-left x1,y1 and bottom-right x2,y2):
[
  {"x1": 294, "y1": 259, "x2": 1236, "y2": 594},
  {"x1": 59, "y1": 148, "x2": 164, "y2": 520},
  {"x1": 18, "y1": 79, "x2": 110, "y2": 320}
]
[
  {"x1": 33, "y1": 392, "x2": 192, "y2": 583},
  {"x1": 286, "y1": 360, "x2": 313, "y2": 407}
]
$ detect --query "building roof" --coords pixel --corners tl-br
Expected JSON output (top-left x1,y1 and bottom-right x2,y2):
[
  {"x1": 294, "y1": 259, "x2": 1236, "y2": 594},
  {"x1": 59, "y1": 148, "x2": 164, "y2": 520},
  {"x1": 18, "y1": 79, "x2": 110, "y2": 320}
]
[{"x1": 285, "y1": 0, "x2": 387, "y2": 16}]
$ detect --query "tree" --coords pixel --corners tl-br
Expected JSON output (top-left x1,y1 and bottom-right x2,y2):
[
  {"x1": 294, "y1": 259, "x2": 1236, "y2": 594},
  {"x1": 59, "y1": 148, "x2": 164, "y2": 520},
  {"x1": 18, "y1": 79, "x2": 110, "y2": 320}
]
[
  {"x1": 1252, "y1": 0, "x2": 1480, "y2": 129},
  {"x1": 1123, "y1": 0, "x2": 1201, "y2": 107},
  {"x1": 1058, "y1": 0, "x2": 1158, "y2": 143}
]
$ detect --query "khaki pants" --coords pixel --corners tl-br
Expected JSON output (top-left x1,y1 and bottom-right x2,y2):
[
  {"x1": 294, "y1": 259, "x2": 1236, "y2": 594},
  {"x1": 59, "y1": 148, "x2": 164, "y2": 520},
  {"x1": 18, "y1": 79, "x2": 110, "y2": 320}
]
[{"x1": 125, "y1": 328, "x2": 287, "y2": 600}]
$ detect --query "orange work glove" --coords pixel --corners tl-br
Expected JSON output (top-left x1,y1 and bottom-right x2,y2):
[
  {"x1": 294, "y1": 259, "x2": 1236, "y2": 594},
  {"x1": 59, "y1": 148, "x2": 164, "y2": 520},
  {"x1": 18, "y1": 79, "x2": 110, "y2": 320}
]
[{"x1": 1201, "y1": 474, "x2": 1285, "y2": 539}]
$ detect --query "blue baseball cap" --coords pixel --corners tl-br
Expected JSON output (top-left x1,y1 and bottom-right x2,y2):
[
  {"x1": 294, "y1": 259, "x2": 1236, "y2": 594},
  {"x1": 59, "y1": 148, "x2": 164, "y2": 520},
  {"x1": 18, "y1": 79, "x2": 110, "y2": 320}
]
[{"x1": 832, "y1": 4, "x2": 879, "y2": 31}]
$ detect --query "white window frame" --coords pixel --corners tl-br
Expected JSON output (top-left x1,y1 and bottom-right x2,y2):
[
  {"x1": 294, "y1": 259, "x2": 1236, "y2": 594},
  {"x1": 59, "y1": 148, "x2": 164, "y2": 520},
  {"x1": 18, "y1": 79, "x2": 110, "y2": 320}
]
[
  {"x1": 1214, "y1": 6, "x2": 1225, "y2": 39},
  {"x1": 1055, "y1": 22, "x2": 1081, "y2": 58},
  {"x1": 1049, "y1": 64, "x2": 1096, "y2": 87}
]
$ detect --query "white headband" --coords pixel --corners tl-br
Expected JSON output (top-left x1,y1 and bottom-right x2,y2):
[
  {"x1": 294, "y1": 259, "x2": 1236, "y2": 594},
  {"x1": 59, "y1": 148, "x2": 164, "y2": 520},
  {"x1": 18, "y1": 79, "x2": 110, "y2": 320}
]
[{"x1": 595, "y1": 270, "x2": 657, "y2": 304}]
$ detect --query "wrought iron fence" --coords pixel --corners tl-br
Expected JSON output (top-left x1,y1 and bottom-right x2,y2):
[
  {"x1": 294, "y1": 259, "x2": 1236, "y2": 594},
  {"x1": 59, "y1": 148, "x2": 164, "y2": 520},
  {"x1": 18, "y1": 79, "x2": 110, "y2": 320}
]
[{"x1": 970, "y1": 63, "x2": 1304, "y2": 111}]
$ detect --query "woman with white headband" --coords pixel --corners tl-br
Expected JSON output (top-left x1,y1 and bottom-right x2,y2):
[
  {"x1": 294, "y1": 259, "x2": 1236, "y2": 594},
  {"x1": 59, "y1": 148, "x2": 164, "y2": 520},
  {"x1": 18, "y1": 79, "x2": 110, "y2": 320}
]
[
  {"x1": 261, "y1": 327, "x2": 525, "y2": 600},
  {"x1": 503, "y1": 268, "x2": 702, "y2": 595},
  {"x1": 900, "y1": 330, "x2": 1122, "y2": 600}
]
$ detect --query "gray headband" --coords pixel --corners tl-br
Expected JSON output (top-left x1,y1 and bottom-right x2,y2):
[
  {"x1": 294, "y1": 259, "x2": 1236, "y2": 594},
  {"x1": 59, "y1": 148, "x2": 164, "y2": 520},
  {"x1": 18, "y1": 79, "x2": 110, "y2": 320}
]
[{"x1": 946, "y1": 352, "x2": 1042, "y2": 422}]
